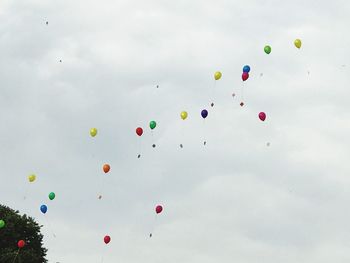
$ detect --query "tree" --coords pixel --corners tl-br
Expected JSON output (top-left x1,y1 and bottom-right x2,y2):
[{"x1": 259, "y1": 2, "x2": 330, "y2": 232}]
[{"x1": 0, "y1": 204, "x2": 47, "y2": 263}]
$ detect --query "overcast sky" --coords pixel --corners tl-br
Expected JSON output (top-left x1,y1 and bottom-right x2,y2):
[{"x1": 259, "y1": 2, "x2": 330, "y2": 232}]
[{"x1": 1, "y1": 0, "x2": 350, "y2": 262}]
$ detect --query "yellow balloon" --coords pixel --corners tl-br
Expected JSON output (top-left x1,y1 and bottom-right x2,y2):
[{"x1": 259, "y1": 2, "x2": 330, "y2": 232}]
[
  {"x1": 214, "y1": 71, "x2": 222, "y2": 80},
  {"x1": 294, "y1": 39, "x2": 302, "y2": 49},
  {"x1": 90, "y1": 128, "x2": 97, "y2": 137},
  {"x1": 180, "y1": 111, "x2": 188, "y2": 120},
  {"x1": 28, "y1": 174, "x2": 36, "y2": 182}
]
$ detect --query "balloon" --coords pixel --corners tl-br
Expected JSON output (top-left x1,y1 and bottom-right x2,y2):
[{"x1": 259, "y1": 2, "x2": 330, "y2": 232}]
[
  {"x1": 259, "y1": 112, "x2": 266, "y2": 121},
  {"x1": 28, "y1": 174, "x2": 36, "y2": 182},
  {"x1": 104, "y1": 235, "x2": 111, "y2": 244},
  {"x1": 294, "y1": 39, "x2": 302, "y2": 49},
  {"x1": 149, "y1": 121, "x2": 157, "y2": 130},
  {"x1": 155, "y1": 205, "x2": 163, "y2": 214},
  {"x1": 103, "y1": 164, "x2": 110, "y2": 173},
  {"x1": 264, "y1": 45, "x2": 271, "y2": 54},
  {"x1": 214, "y1": 71, "x2": 222, "y2": 80},
  {"x1": 136, "y1": 127, "x2": 143, "y2": 136},
  {"x1": 90, "y1": 128, "x2": 97, "y2": 137},
  {"x1": 48, "y1": 192, "x2": 55, "y2": 200},
  {"x1": 18, "y1": 240, "x2": 26, "y2": 248},
  {"x1": 40, "y1": 205, "x2": 47, "y2": 214},
  {"x1": 201, "y1": 109, "x2": 208, "y2": 119},
  {"x1": 180, "y1": 111, "x2": 188, "y2": 120},
  {"x1": 0, "y1": 220, "x2": 5, "y2": 228},
  {"x1": 243, "y1": 65, "x2": 250, "y2": 73},
  {"x1": 242, "y1": 72, "x2": 249, "y2": 81}
]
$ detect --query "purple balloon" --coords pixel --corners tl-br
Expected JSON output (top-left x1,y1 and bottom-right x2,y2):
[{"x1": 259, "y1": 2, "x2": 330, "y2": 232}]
[{"x1": 201, "y1": 109, "x2": 208, "y2": 119}]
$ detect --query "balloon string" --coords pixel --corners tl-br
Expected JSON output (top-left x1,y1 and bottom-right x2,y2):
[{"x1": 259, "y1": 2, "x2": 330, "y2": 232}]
[
  {"x1": 180, "y1": 119, "x2": 186, "y2": 147},
  {"x1": 202, "y1": 119, "x2": 206, "y2": 145},
  {"x1": 43, "y1": 216, "x2": 56, "y2": 238},
  {"x1": 11, "y1": 248, "x2": 20, "y2": 263},
  {"x1": 211, "y1": 80, "x2": 216, "y2": 106},
  {"x1": 138, "y1": 137, "x2": 141, "y2": 157},
  {"x1": 150, "y1": 214, "x2": 158, "y2": 237},
  {"x1": 101, "y1": 246, "x2": 107, "y2": 263},
  {"x1": 91, "y1": 138, "x2": 101, "y2": 198},
  {"x1": 180, "y1": 121, "x2": 183, "y2": 146},
  {"x1": 97, "y1": 172, "x2": 104, "y2": 199},
  {"x1": 98, "y1": 176, "x2": 103, "y2": 195},
  {"x1": 22, "y1": 185, "x2": 29, "y2": 201}
]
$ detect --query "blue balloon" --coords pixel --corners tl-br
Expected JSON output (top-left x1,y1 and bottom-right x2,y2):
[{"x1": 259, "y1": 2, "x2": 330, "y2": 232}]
[
  {"x1": 201, "y1": 109, "x2": 208, "y2": 119},
  {"x1": 243, "y1": 65, "x2": 250, "y2": 73},
  {"x1": 40, "y1": 205, "x2": 47, "y2": 214}
]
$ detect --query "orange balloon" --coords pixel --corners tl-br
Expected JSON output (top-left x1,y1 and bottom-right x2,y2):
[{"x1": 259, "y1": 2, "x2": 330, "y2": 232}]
[{"x1": 103, "y1": 164, "x2": 110, "y2": 173}]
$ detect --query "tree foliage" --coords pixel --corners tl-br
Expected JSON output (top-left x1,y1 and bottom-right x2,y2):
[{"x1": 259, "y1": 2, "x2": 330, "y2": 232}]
[{"x1": 0, "y1": 204, "x2": 47, "y2": 263}]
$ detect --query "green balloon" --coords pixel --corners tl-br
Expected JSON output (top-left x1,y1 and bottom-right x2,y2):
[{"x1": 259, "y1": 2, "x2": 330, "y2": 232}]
[
  {"x1": 264, "y1": 45, "x2": 271, "y2": 54},
  {"x1": 0, "y1": 220, "x2": 5, "y2": 228},
  {"x1": 149, "y1": 121, "x2": 157, "y2": 130},
  {"x1": 49, "y1": 192, "x2": 56, "y2": 200}
]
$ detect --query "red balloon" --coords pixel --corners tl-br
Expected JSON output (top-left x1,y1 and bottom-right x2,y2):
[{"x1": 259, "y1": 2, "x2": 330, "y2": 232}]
[
  {"x1": 103, "y1": 164, "x2": 110, "y2": 173},
  {"x1": 104, "y1": 235, "x2": 111, "y2": 244},
  {"x1": 242, "y1": 72, "x2": 249, "y2": 81},
  {"x1": 259, "y1": 112, "x2": 266, "y2": 121},
  {"x1": 18, "y1": 240, "x2": 26, "y2": 248},
  {"x1": 136, "y1": 127, "x2": 143, "y2": 136},
  {"x1": 155, "y1": 205, "x2": 163, "y2": 214}
]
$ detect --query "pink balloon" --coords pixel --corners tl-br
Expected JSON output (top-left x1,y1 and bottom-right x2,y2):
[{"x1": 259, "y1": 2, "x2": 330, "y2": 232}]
[
  {"x1": 242, "y1": 72, "x2": 249, "y2": 81},
  {"x1": 259, "y1": 112, "x2": 266, "y2": 121},
  {"x1": 155, "y1": 205, "x2": 163, "y2": 214}
]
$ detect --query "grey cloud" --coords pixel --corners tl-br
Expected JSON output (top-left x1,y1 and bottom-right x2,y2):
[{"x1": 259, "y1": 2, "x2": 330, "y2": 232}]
[{"x1": 1, "y1": 0, "x2": 350, "y2": 262}]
